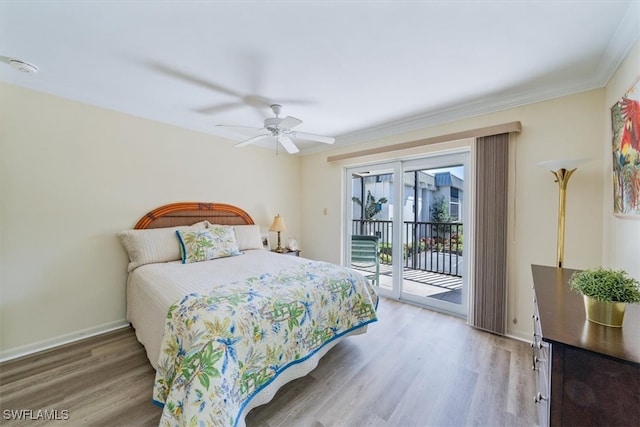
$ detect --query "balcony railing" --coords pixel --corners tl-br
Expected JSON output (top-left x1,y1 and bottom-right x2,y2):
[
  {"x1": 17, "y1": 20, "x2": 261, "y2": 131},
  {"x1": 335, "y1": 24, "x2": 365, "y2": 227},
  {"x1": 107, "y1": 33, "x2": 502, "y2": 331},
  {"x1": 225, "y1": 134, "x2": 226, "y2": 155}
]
[{"x1": 352, "y1": 219, "x2": 463, "y2": 277}]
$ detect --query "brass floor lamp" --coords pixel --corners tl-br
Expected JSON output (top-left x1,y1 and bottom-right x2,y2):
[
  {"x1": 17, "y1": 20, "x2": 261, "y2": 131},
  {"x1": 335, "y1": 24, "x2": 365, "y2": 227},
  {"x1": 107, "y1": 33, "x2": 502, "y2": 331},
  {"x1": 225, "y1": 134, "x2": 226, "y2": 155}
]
[{"x1": 538, "y1": 158, "x2": 589, "y2": 268}]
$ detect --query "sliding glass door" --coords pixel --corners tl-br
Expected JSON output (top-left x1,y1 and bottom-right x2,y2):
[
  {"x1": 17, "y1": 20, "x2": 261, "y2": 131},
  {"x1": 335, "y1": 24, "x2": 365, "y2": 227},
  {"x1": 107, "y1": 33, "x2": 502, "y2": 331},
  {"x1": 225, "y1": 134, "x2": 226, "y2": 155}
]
[
  {"x1": 345, "y1": 152, "x2": 470, "y2": 317},
  {"x1": 348, "y1": 162, "x2": 401, "y2": 297},
  {"x1": 400, "y1": 155, "x2": 468, "y2": 316}
]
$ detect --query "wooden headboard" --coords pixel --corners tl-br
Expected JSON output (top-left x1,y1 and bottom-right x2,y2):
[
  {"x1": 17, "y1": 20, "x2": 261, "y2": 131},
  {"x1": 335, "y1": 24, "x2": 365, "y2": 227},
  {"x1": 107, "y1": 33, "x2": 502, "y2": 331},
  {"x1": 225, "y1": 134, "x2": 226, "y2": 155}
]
[{"x1": 134, "y1": 202, "x2": 254, "y2": 229}]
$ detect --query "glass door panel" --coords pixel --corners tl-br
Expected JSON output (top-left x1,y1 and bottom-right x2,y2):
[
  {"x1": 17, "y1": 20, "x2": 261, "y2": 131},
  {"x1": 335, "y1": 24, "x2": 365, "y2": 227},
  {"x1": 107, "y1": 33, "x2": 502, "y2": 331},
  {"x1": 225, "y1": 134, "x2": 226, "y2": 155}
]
[
  {"x1": 347, "y1": 164, "x2": 401, "y2": 298},
  {"x1": 401, "y1": 155, "x2": 468, "y2": 316}
]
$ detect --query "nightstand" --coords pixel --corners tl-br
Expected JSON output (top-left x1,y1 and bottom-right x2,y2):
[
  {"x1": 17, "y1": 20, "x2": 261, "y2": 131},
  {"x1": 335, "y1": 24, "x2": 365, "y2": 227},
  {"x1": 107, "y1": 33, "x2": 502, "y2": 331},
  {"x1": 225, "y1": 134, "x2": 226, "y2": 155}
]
[{"x1": 272, "y1": 249, "x2": 300, "y2": 256}]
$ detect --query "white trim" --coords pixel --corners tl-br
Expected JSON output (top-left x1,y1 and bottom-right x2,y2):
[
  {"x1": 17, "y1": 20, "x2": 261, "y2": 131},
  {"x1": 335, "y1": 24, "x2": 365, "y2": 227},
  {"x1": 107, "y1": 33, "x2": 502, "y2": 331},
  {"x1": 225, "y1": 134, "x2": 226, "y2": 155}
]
[
  {"x1": 595, "y1": 1, "x2": 640, "y2": 86},
  {"x1": 505, "y1": 332, "x2": 533, "y2": 345},
  {"x1": 0, "y1": 320, "x2": 129, "y2": 363},
  {"x1": 390, "y1": 161, "x2": 404, "y2": 301}
]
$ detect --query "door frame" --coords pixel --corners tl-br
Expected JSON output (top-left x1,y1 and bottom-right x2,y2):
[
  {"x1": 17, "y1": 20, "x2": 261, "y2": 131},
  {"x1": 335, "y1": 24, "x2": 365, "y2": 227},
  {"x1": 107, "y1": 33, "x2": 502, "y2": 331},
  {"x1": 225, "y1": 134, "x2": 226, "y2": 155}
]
[
  {"x1": 343, "y1": 148, "x2": 472, "y2": 318},
  {"x1": 344, "y1": 161, "x2": 402, "y2": 299},
  {"x1": 399, "y1": 151, "x2": 470, "y2": 317}
]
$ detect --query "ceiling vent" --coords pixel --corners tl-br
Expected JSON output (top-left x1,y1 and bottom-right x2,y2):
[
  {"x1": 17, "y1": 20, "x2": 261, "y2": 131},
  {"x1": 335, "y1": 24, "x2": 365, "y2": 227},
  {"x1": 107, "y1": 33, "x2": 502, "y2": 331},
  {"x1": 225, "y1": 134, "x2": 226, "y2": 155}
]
[{"x1": 9, "y1": 59, "x2": 38, "y2": 74}]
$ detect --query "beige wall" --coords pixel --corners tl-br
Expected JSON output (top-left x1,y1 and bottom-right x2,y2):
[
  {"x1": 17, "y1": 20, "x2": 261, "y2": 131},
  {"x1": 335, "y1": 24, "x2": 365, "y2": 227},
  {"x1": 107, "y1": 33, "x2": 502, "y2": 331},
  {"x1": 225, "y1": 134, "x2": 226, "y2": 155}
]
[
  {"x1": 602, "y1": 40, "x2": 640, "y2": 278},
  {"x1": 0, "y1": 84, "x2": 301, "y2": 358},
  {"x1": 301, "y1": 89, "x2": 606, "y2": 340},
  {"x1": 1, "y1": 41, "x2": 636, "y2": 356}
]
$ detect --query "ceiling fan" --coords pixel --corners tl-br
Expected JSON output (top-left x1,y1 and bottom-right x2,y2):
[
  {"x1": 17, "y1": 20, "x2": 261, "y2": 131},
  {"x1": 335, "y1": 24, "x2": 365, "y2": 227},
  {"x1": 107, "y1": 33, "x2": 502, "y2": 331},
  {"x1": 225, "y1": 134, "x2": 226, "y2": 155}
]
[
  {"x1": 216, "y1": 104, "x2": 335, "y2": 154},
  {"x1": 147, "y1": 61, "x2": 313, "y2": 119}
]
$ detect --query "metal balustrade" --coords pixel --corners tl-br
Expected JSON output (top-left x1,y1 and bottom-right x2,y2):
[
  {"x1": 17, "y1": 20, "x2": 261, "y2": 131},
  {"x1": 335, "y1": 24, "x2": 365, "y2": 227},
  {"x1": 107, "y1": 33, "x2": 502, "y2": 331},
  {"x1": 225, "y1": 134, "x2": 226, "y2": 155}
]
[{"x1": 352, "y1": 220, "x2": 463, "y2": 277}]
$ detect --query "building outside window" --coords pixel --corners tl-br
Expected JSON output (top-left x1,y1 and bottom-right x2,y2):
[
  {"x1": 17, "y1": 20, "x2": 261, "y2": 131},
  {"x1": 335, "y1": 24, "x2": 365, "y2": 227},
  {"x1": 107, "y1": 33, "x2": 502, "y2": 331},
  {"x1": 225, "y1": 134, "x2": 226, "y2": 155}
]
[{"x1": 450, "y1": 187, "x2": 460, "y2": 221}]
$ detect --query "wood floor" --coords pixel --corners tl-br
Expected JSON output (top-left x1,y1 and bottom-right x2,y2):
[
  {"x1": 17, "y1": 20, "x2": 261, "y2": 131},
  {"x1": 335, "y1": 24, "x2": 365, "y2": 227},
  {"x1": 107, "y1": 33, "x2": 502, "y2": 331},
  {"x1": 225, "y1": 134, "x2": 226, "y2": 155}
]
[{"x1": 0, "y1": 297, "x2": 538, "y2": 426}]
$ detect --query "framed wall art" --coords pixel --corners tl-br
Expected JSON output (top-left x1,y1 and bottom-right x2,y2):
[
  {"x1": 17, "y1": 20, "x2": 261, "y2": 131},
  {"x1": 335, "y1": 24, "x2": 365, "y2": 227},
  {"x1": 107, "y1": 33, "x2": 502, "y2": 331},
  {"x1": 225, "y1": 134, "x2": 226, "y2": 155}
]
[{"x1": 611, "y1": 75, "x2": 640, "y2": 218}]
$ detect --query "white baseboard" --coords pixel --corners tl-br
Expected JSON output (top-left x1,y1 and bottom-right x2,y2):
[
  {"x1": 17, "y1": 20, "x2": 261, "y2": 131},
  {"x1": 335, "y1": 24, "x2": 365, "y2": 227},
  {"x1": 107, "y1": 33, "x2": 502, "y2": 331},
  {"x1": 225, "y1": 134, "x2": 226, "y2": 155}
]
[
  {"x1": 505, "y1": 331, "x2": 533, "y2": 344},
  {"x1": 0, "y1": 320, "x2": 130, "y2": 363}
]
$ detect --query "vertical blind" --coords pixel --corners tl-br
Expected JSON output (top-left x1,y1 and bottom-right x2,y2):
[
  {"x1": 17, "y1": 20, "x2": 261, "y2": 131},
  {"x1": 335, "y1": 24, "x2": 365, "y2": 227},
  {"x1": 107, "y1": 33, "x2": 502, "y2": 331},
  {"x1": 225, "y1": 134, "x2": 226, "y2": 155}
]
[{"x1": 470, "y1": 133, "x2": 509, "y2": 334}]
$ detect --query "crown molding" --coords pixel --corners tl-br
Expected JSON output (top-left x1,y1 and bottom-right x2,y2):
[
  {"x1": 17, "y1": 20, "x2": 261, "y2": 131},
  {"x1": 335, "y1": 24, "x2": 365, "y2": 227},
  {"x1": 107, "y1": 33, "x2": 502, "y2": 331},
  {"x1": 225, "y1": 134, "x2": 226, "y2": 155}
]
[
  {"x1": 301, "y1": 2, "x2": 640, "y2": 155},
  {"x1": 593, "y1": 0, "x2": 640, "y2": 86}
]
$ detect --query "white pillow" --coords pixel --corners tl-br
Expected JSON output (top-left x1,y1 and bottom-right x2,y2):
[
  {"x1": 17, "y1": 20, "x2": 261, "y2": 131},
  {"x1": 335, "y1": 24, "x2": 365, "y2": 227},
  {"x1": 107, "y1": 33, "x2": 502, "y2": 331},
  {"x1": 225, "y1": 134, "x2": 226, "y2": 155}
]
[
  {"x1": 118, "y1": 221, "x2": 207, "y2": 272},
  {"x1": 232, "y1": 225, "x2": 264, "y2": 251}
]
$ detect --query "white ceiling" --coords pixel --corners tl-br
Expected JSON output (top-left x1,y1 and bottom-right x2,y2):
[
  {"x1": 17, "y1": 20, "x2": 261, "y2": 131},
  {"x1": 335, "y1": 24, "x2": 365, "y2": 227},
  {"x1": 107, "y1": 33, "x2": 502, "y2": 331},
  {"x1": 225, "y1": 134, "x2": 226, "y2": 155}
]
[{"x1": 1, "y1": 1, "x2": 639, "y2": 154}]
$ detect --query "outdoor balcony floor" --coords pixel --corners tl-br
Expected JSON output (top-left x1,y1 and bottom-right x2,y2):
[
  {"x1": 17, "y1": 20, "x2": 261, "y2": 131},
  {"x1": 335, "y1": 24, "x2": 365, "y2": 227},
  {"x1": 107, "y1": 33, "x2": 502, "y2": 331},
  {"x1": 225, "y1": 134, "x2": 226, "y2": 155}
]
[{"x1": 354, "y1": 264, "x2": 463, "y2": 304}]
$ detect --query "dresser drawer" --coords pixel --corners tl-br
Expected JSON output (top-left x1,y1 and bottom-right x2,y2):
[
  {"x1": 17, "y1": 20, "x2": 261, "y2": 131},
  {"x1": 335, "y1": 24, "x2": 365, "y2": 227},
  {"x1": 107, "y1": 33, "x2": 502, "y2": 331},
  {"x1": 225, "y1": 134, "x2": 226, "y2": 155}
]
[
  {"x1": 532, "y1": 303, "x2": 542, "y2": 337},
  {"x1": 532, "y1": 298, "x2": 551, "y2": 426}
]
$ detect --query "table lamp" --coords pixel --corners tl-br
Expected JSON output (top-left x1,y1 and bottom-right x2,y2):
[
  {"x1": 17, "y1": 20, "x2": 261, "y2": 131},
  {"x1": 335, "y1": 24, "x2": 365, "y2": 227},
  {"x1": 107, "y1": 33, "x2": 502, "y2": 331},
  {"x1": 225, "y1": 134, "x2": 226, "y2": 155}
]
[{"x1": 269, "y1": 214, "x2": 287, "y2": 253}]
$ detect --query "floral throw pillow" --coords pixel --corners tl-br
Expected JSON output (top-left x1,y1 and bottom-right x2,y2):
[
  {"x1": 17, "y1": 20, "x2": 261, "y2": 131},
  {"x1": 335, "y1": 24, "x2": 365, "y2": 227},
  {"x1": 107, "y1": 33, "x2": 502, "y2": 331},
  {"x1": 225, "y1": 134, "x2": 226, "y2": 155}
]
[{"x1": 176, "y1": 226, "x2": 241, "y2": 264}]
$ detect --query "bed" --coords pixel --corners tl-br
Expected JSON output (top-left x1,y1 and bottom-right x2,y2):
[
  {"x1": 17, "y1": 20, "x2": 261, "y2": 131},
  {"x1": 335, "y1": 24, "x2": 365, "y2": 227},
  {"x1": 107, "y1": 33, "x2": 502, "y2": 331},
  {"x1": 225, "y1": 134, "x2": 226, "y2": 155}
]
[{"x1": 119, "y1": 202, "x2": 378, "y2": 427}]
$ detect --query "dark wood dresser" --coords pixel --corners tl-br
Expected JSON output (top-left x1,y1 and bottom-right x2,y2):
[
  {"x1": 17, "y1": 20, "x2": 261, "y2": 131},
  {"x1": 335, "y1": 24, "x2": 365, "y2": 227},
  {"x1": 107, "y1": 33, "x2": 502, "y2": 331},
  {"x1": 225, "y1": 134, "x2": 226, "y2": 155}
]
[{"x1": 531, "y1": 265, "x2": 640, "y2": 426}]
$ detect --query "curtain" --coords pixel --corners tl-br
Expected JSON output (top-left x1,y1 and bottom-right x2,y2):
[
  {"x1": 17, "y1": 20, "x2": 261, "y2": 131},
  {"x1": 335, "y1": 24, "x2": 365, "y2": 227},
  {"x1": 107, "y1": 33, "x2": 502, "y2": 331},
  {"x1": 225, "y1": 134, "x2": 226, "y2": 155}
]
[{"x1": 470, "y1": 133, "x2": 509, "y2": 334}]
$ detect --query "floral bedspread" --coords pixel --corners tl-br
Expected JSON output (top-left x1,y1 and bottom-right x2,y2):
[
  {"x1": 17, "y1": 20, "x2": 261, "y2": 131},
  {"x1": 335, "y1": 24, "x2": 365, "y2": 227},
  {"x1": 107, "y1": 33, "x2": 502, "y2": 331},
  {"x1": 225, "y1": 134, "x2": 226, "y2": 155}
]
[{"x1": 152, "y1": 260, "x2": 378, "y2": 427}]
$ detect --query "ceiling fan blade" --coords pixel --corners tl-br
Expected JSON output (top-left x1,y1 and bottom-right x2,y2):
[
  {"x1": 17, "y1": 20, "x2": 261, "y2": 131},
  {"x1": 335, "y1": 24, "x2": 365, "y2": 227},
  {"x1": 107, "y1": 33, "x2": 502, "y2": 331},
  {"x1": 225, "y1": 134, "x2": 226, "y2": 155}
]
[
  {"x1": 277, "y1": 135, "x2": 300, "y2": 154},
  {"x1": 195, "y1": 102, "x2": 245, "y2": 114},
  {"x1": 148, "y1": 62, "x2": 242, "y2": 98},
  {"x1": 293, "y1": 131, "x2": 335, "y2": 144},
  {"x1": 278, "y1": 116, "x2": 302, "y2": 130},
  {"x1": 276, "y1": 98, "x2": 315, "y2": 106},
  {"x1": 235, "y1": 133, "x2": 272, "y2": 148},
  {"x1": 216, "y1": 124, "x2": 264, "y2": 131}
]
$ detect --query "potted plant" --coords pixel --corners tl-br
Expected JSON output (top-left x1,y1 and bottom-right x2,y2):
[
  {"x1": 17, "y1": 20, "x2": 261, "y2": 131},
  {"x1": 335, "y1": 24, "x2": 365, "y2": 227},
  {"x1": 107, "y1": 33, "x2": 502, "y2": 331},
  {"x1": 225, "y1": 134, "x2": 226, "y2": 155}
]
[{"x1": 569, "y1": 267, "x2": 640, "y2": 327}]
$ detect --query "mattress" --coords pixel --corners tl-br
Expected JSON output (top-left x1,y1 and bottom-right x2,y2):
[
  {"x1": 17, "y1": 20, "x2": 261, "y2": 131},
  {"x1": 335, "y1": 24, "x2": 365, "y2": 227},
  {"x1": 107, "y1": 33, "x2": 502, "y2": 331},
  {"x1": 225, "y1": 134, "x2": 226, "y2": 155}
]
[{"x1": 126, "y1": 249, "x2": 313, "y2": 369}]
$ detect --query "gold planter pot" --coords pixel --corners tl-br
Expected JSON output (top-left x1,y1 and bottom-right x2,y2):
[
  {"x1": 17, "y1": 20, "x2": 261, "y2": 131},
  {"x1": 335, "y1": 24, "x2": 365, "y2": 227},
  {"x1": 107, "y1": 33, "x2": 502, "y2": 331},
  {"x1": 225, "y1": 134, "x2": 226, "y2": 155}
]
[{"x1": 583, "y1": 295, "x2": 626, "y2": 327}]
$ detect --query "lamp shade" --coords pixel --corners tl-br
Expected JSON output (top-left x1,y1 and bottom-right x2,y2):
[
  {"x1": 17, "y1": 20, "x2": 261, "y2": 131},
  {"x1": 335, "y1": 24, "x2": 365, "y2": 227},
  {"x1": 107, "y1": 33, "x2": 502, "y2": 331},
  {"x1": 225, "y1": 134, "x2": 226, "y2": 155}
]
[{"x1": 269, "y1": 215, "x2": 287, "y2": 233}]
